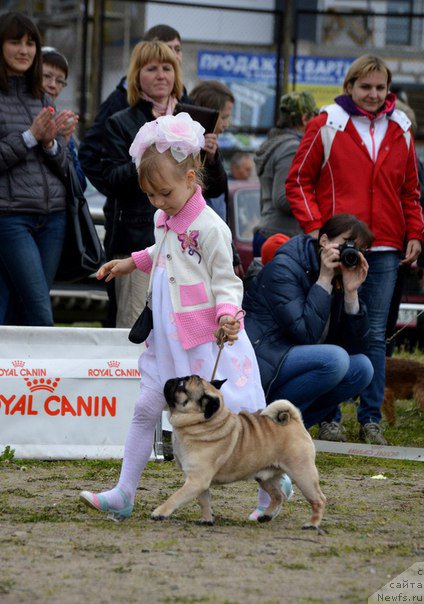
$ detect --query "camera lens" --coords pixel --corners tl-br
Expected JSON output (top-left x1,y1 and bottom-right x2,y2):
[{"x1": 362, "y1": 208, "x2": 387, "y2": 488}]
[{"x1": 341, "y1": 248, "x2": 359, "y2": 267}]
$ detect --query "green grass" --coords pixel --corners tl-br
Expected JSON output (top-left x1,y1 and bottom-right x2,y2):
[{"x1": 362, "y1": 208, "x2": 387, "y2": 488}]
[
  {"x1": 308, "y1": 346, "x2": 424, "y2": 448},
  {"x1": 309, "y1": 397, "x2": 424, "y2": 448}
]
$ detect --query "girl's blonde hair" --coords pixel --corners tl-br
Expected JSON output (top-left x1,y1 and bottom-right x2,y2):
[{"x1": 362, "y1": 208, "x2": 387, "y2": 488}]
[
  {"x1": 138, "y1": 146, "x2": 203, "y2": 191},
  {"x1": 342, "y1": 55, "x2": 392, "y2": 94},
  {"x1": 127, "y1": 41, "x2": 183, "y2": 106}
]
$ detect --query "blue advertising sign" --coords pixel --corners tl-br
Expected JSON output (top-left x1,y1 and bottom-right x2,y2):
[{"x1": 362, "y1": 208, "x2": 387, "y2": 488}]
[
  {"x1": 197, "y1": 50, "x2": 354, "y2": 133},
  {"x1": 293, "y1": 56, "x2": 353, "y2": 85},
  {"x1": 198, "y1": 50, "x2": 276, "y2": 85},
  {"x1": 198, "y1": 51, "x2": 353, "y2": 86}
]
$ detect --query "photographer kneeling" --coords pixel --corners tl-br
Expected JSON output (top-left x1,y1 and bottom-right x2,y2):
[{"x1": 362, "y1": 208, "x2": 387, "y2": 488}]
[{"x1": 244, "y1": 213, "x2": 374, "y2": 441}]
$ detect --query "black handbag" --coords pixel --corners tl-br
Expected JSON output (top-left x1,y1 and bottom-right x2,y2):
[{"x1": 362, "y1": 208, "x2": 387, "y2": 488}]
[
  {"x1": 55, "y1": 162, "x2": 105, "y2": 283},
  {"x1": 128, "y1": 301, "x2": 153, "y2": 344}
]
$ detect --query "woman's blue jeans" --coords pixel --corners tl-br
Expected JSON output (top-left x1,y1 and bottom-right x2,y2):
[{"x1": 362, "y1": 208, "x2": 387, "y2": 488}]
[
  {"x1": 356, "y1": 251, "x2": 400, "y2": 424},
  {"x1": 0, "y1": 212, "x2": 66, "y2": 325},
  {"x1": 267, "y1": 344, "x2": 374, "y2": 429}
]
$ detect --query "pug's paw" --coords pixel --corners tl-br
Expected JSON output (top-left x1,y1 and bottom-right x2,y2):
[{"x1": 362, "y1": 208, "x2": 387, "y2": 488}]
[
  {"x1": 196, "y1": 518, "x2": 214, "y2": 526},
  {"x1": 151, "y1": 506, "x2": 170, "y2": 520},
  {"x1": 302, "y1": 523, "x2": 326, "y2": 535}
]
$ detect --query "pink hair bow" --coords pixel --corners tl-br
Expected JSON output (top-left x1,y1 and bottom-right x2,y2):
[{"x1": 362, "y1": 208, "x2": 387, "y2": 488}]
[{"x1": 129, "y1": 113, "x2": 205, "y2": 168}]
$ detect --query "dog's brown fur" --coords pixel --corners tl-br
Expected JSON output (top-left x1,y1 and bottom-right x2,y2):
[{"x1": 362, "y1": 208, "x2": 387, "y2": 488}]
[
  {"x1": 151, "y1": 375, "x2": 326, "y2": 529},
  {"x1": 382, "y1": 357, "x2": 424, "y2": 425}
]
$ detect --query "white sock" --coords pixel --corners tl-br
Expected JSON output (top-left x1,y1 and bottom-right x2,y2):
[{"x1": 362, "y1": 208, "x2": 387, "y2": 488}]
[{"x1": 95, "y1": 386, "x2": 164, "y2": 509}]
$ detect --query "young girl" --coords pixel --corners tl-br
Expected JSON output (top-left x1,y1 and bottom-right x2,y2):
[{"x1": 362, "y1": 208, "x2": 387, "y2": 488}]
[{"x1": 80, "y1": 113, "x2": 290, "y2": 522}]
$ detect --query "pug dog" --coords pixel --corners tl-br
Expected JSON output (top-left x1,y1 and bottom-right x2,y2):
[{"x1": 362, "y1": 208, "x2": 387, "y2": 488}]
[{"x1": 151, "y1": 375, "x2": 326, "y2": 529}]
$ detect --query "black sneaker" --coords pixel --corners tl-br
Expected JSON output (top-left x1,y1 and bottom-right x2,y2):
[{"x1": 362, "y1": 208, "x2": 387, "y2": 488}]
[
  {"x1": 318, "y1": 421, "x2": 346, "y2": 442},
  {"x1": 359, "y1": 422, "x2": 388, "y2": 445}
]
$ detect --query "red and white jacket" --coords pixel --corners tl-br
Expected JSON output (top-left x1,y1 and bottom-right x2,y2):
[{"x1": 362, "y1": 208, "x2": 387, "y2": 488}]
[{"x1": 285, "y1": 104, "x2": 424, "y2": 249}]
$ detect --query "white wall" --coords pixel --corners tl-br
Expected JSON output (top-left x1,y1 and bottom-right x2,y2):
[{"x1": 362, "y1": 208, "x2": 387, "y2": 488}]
[{"x1": 145, "y1": 0, "x2": 275, "y2": 44}]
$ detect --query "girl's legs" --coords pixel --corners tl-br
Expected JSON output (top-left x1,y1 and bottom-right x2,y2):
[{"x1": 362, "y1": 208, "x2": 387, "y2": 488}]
[{"x1": 81, "y1": 385, "x2": 165, "y2": 515}]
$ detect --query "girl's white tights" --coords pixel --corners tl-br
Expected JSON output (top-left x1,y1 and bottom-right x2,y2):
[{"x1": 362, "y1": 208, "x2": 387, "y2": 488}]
[
  {"x1": 97, "y1": 385, "x2": 164, "y2": 509},
  {"x1": 96, "y1": 385, "x2": 270, "y2": 512}
]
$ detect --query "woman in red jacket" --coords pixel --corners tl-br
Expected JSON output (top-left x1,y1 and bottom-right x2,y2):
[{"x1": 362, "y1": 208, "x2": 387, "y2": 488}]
[{"x1": 286, "y1": 54, "x2": 424, "y2": 445}]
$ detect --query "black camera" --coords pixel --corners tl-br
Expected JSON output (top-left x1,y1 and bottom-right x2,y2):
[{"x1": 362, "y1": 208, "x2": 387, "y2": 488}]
[{"x1": 338, "y1": 240, "x2": 360, "y2": 268}]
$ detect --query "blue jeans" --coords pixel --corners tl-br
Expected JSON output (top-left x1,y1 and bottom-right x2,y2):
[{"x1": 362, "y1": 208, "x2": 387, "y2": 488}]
[
  {"x1": 205, "y1": 195, "x2": 227, "y2": 222},
  {"x1": 267, "y1": 344, "x2": 374, "y2": 429},
  {"x1": 253, "y1": 230, "x2": 266, "y2": 257},
  {"x1": 0, "y1": 212, "x2": 66, "y2": 326},
  {"x1": 355, "y1": 251, "x2": 400, "y2": 424}
]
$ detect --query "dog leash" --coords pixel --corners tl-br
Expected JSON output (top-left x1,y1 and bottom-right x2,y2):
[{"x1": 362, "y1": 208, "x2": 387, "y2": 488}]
[
  {"x1": 210, "y1": 310, "x2": 245, "y2": 381},
  {"x1": 385, "y1": 308, "x2": 424, "y2": 345}
]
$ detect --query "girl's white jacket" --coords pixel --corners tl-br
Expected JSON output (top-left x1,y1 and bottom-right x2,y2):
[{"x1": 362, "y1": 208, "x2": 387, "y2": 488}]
[{"x1": 132, "y1": 185, "x2": 244, "y2": 350}]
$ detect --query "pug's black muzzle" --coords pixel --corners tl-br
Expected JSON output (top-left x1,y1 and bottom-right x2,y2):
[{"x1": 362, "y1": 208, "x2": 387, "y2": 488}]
[{"x1": 164, "y1": 376, "x2": 190, "y2": 407}]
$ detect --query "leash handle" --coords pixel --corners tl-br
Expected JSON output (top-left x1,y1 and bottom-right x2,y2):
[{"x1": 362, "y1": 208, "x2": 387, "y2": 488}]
[{"x1": 210, "y1": 309, "x2": 245, "y2": 381}]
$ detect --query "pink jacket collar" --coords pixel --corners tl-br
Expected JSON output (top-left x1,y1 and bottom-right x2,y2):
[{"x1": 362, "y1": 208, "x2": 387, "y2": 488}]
[{"x1": 156, "y1": 185, "x2": 206, "y2": 233}]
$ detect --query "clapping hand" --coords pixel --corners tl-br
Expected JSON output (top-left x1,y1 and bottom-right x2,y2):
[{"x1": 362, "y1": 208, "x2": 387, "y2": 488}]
[
  {"x1": 55, "y1": 110, "x2": 79, "y2": 143},
  {"x1": 30, "y1": 107, "x2": 58, "y2": 148}
]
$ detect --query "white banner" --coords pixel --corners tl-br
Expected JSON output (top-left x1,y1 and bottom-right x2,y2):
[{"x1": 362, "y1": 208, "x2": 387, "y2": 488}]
[{"x1": 0, "y1": 326, "x2": 165, "y2": 460}]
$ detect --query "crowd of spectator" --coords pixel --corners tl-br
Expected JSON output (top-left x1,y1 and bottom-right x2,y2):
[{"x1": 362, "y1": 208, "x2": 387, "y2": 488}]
[{"x1": 1, "y1": 10, "x2": 423, "y2": 450}]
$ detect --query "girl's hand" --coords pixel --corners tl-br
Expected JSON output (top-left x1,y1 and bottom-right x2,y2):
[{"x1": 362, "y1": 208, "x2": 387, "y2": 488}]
[
  {"x1": 401, "y1": 239, "x2": 422, "y2": 265},
  {"x1": 30, "y1": 108, "x2": 58, "y2": 147},
  {"x1": 215, "y1": 314, "x2": 241, "y2": 345},
  {"x1": 203, "y1": 133, "x2": 218, "y2": 162},
  {"x1": 341, "y1": 252, "x2": 369, "y2": 294},
  {"x1": 55, "y1": 110, "x2": 78, "y2": 143},
  {"x1": 96, "y1": 257, "x2": 136, "y2": 282}
]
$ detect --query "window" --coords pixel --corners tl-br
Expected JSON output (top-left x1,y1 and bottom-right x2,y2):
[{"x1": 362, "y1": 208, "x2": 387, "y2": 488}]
[{"x1": 386, "y1": 0, "x2": 412, "y2": 45}]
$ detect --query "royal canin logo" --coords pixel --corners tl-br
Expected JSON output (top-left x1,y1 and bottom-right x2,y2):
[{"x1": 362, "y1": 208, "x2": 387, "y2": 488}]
[
  {"x1": 24, "y1": 378, "x2": 61, "y2": 393},
  {"x1": 0, "y1": 360, "x2": 47, "y2": 377},
  {"x1": 87, "y1": 360, "x2": 140, "y2": 378}
]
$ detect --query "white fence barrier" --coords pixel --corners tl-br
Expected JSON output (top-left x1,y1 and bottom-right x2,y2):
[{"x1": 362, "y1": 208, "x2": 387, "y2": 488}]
[{"x1": 0, "y1": 326, "x2": 165, "y2": 460}]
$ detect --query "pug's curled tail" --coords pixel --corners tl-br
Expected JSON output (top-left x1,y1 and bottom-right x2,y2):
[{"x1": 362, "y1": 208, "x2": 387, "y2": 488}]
[{"x1": 261, "y1": 400, "x2": 302, "y2": 425}]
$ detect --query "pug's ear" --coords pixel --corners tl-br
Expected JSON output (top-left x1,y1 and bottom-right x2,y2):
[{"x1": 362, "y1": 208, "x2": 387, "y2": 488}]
[
  {"x1": 202, "y1": 395, "x2": 220, "y2": 419},
  {"x1": 211, "y1": 379, "x2": 227, "y2": 390}
]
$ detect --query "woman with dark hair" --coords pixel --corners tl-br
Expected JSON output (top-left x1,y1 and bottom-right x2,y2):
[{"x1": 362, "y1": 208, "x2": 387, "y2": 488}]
[
  {"x1": 286, "y1": 54, "x2": 424, "y2": 444},
  {"x1": 101, "y1": 40, "x2": 185, "y2": 327},
  {"x1": 244, "y1": 213, "x2": 374, "y2": 441},
  {"x1": 188, "y1": 80, "x2": 234, "y2": 222},
  {"x1": 0, "y1": 12, "x2": 69, "y2": 326}
]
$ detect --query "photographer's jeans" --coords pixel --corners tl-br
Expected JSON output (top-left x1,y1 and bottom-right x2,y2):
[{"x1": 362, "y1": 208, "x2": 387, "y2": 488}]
[
  {"x1": 267, "y1": 344, "x2": 374, "y2": 429},
  {"x1": 356, "y1": 250, "x2": 400, "y2": 424},
  {"x1": 0, "y1": 212, "x2": 66, "y2": 325}
]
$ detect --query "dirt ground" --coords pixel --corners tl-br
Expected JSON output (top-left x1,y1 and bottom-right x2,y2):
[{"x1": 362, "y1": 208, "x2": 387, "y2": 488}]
[{"x1": 0, "y1": 454, "x2": 423, "y2": 604}]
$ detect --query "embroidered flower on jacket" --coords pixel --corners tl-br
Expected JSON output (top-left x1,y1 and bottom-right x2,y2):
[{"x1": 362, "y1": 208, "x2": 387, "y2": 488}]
[{"x1": 178, "y1": 230, "x2": 201, "y2": 263}]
